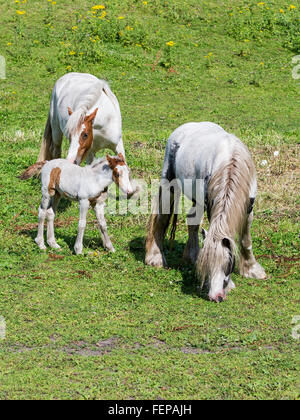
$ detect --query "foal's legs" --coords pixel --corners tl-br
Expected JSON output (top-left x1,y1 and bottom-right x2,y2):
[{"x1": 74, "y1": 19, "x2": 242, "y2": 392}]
[
  {"x1": 74, "y1": 199, "x2": 90, "y2": 255},
  {"x1": 47, "y1": 192, "x2": 61, "y2": 249},
  {"x1": 239, "y1": 211, "x2": 266, "y2": 279},
  {"x1": 35, "y1": 194, "x2": 51, "y2": 250},
  {"x1": 93, "y1": 194, "x2": 115, "y2": 253}
]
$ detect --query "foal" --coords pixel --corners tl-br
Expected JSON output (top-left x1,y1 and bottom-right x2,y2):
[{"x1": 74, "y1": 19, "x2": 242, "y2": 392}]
[{"x1": 31, "y1": 153, "x2": 133, "y2": 254}]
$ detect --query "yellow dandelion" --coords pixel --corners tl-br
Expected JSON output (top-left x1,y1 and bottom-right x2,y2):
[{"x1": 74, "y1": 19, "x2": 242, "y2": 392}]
[
  {"x1": 279, "y1": 9, "x2": 284, "y2": 13},
  {"x1": 16, "y1": 10, "x2": 26, "y2": 15},
  {"x1": 69, "y1": 50, "x2": 76, "y2": 55},
  {"x1": 143, "y1": 1, "x2": 148, "y2": 4},
  {"x1": 92, "y1": 4, "x2": 105, "y2": 10},
  {"x1": 72, "y1": 26, "x2": 78, "y2": 30},
  {"x1": 117, "y1": 16, "x2": 125, "y2": 19},
  {"x1": 166, "y1": 41, "x2": 175, "y2": 47},
  {"x1": 7, "y1": 42, "x2": 12, "y2": 46},
  {"x1": 257, "y1": 2, "x2": 265, "y2": 5},
  {"x1": 66, "y1": 65, "x2": 72, "y2": 70},
  {"x1": 289, "y1": 4, "x2": 296, "y2": 10},
  {"x1": 101, "y1": 11, "x2": 107, "y2": 18}
]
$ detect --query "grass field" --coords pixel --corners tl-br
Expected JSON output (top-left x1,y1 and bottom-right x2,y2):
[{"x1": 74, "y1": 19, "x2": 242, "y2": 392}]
[{"x1": 0, "y1": 0, "x2": 299, "y2": 400}]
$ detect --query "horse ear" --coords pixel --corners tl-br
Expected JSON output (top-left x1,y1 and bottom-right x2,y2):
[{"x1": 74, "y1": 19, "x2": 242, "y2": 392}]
[
  {"x1": 67, "y1": 107, "x2": 73, "y2": 116},
  {"x1": 106, "y1": 154, "x2": 113, "y2": 168},
  {"x1": 86, "y1": 108, "x2": 98, "y2": 123},
  {"x1": 201, "y1": 228, "x2": 207, "y2": 240},
  {"x1": 118, "y1": 152, "x2": 125, "y2": 161}
]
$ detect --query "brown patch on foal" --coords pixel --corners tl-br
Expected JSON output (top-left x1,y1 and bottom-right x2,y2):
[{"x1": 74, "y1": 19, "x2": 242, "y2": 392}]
[
  {"x1": 48, "y1": 167, "x2": 61, "y2": 196},
  {"x1": 106, "y1": 153, "x2": 126, "y2": 186}
]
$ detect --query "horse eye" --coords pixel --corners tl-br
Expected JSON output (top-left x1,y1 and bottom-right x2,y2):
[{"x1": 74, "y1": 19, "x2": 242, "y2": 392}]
[
  {"x1": 223, "y1": 278, "x2": 229, "y2": 288},
  {"x1": 82, "y1": 133, "x2": 88, "y2": 140}
]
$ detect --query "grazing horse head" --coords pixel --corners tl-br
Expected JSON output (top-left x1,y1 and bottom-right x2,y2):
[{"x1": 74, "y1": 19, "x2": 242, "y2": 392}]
[
  {"x1": 66, "y1": 107, "x2": 98, "y2": 165},
  {"x1": 106, "y1": 153, "x2": 134, "y2": 196},
  {"x1": 199, "y1": 230, "x2": 236, "y2": 302}
]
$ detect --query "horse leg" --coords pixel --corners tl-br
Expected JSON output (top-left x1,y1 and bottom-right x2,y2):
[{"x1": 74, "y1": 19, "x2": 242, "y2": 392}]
[
  {"x1": 93, "y1": 193, "x2": 115, "y2": 253},
  {"x1": 35, "y1": 195, "x2": 51, "y2": 250},
  {"x1": 74, "y1": 199, "x2": 90, "y2": 255},
  {"x1": 46, "y1": 193, "x2": 61, "y2": 249},
  {"x1": 239, "y1": 211, "x2": 266, "y2": 279},
  {"x1": 50, "y1": 125, "x2": 63, "y2": 159},
  {"x1": 183, "y1": 205, "x2": 203, "y2": 264},
  {"x1": 86, "y1": 150, "x2": 95, "y2": 165}
]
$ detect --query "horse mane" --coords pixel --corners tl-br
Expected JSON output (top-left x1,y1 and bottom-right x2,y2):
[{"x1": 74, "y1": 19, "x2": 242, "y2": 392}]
[
  {"x1": 196, "y1": 136, "x2": 256, "y2": 285},
  {"x1": 65, "y1": 78, "x2": 106, "y2": 137},
  {"x1": 89, "y1": 156, "x2": 107, "y2": 168}
]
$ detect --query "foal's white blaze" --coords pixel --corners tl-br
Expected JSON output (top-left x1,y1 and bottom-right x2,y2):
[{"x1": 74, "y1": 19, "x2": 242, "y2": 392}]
[{"x1": 117, "y1": 165, "x2": 134, "y2": 195}]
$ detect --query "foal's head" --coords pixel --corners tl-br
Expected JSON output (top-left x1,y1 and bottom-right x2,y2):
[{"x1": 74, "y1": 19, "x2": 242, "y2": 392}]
[
  {"x1": 66, "y1": 107, "x2": 98, "y2": 165},
  {"x1": 199, "y1": 230, "x2": 236, "y2": 302},
  {"x1": 106, "y1": 153, "x2": 134, "y2": 196}
]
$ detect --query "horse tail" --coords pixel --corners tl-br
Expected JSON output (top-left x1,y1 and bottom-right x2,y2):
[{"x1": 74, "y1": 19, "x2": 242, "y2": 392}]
[
  {"x1": 169, "y1": 212, "x2": 178, "y2": 250},
  {"x1": 145, "y1": 186, "x2": 174, "y2": 266},
  {"x1": 102, "y1": 83, "x2": 119, "y2": 111},
  {"x1": 38, "y1": 112, "x2": 53, "y2": 161},
  {"x1": 19, "y1": 161, "x2": 47, "y2": 180}
]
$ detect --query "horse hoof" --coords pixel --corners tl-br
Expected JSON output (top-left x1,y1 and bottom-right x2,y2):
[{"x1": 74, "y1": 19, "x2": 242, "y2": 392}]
[
  {"x1": 48, "y1": 241, "x2": 61, "y2": 249},
  {"x1": 35, "y1": 238, "x2": 46, "y2": 250},
  {"x1": 145, "y1": 254, "x2": 166, "y2": 268},
  {"x1": 241, "y1": 263, "x2": 267, "y2": 279}
]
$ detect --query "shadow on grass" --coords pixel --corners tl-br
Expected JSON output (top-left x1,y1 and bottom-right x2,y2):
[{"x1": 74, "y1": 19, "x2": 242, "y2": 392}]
[
  {"x1": 129, "y1": 236, "x2": 208, "y2": 299},
  {"x1": 19, "y1": 227, "x2": 105, "y2": 254}
]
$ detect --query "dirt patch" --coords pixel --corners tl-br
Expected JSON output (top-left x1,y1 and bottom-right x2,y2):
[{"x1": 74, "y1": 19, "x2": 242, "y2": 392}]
[{"x1": 60, "y1": 337, "x2": 120, "y2": 357}]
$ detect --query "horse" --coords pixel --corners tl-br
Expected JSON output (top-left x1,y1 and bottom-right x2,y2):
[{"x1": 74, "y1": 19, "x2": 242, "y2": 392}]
[
  {"x1": 145, "y1": 122, "x2": 266, "y2": 302},
  {"x1": 22, "y1": 72, "x2": 125, "y2": 178},
  {"x1": 23, "y1": 153, "x2": 133, "y2": 254}
]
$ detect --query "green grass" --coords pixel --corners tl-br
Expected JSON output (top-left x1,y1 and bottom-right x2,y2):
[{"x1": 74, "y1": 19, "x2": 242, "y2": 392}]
[{"x1": 0, "y1": 0, "x2": 299, "y2": 400}]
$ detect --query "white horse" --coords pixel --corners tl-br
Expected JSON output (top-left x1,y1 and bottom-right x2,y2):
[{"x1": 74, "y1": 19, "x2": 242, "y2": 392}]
[
  {"x1": 145, "y1": 122, "x2": 266, "y2": 302},
  {"x1": 23, "y1": 153, "x2": 133, "y2": 254},
  {"x1": 32, "y1": 73, "x2": 125, "y2": 173}
]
